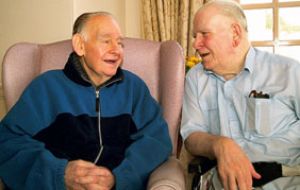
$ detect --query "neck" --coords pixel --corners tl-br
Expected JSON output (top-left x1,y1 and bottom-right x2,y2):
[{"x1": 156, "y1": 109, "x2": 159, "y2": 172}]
[
  {"x1": 222, "y1": 73, "x2": 237, "y2": 80},
  {"x1": 80, "y1": 56, "x2": 109, "y2": 86},
  {"x1": 221, "y1": 43, "x2": 250, "y2": 81}
]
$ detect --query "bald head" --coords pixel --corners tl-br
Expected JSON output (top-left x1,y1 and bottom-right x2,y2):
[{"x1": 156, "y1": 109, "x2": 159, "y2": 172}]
[
  {"x1": 196, "y1": 0, "x2": 248, "y2": 32},
  {"x1": 73, "y1": 12, "x2": 116, "y2": 37}
]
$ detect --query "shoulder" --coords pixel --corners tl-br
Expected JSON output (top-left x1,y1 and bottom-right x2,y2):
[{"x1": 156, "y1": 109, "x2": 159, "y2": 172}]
[
  {"x1": 254, "y1": 48, "x2": 300, "y2": 67},
  {"x1": 33, "y1": 70, "x2": 63, "y2": 82},
  {"x1": 252, "y1": 48, "x2": 300, "y2": 84},
  {"x1": 121, "y1": 69, "x2": 148, "y2": 88},
  {"x1": 122, "y1": 69, "x2": 141, "y2": 80},
  {"x1": 22, "y1": 70, "x2": 64, "y2": 93},
  {"x1": 253, "y1": 48, "x2": 300, "y2": 73}
]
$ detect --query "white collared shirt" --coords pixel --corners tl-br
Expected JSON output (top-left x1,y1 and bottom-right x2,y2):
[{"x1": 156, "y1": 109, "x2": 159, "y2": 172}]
[{"x1": 181, "y1": 47, "x2": 300, "y2": 166}]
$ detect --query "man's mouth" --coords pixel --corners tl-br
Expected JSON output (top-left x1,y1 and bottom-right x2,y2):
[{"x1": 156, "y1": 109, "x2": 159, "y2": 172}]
[
  {"x1": 199, "y1": 53, "x2": 209, "y2": 58},
  {"x1": 104, "y1": 59, "x2": 118, "y2": 64}
]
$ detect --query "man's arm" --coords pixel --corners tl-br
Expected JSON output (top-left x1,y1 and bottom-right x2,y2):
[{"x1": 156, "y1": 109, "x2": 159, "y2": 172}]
[
  {"x1": 0, "y1": 122, "x2": 68, "y2": 190},
  {"x1": 0, "y1": 80, "x2": 68, "y2": 190},
  {"x1": 185, "y1": 132, "x2": 261, "y2": 190},
  {"x1": 112, "y1": 81, "x2": 172, "y2": 190}
]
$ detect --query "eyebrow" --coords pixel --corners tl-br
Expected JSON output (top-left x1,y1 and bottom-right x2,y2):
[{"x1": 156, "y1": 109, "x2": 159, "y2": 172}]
[{"x1": 97, "y1": 33, "x2": 124, "y2": 39}]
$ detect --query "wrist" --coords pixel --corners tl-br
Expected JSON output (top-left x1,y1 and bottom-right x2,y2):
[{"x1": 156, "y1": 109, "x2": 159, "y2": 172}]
[{"x1": 212, "y1": 136, "x2": 232, "y2": 158}]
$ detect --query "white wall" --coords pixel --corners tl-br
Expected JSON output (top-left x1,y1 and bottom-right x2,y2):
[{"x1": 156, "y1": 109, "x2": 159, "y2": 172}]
[
  {"x1": 0, "y1": 0, "x2": 74, "y2": 61},
  {"x1": 0, "y1": 0, "x2": 141, "y2": 118},
  {"x1": 73, "y1": 0, "x2": 141, "y2": 38},
  {"x1": 125, "y1": 0, "x2": 142, "y2": 38},
  {"x1": 73, "y1": 0, "x2": 125, "y2": 34},
  {"x1": 0, "y1": 0, "x2": 74, "y2": 118}
]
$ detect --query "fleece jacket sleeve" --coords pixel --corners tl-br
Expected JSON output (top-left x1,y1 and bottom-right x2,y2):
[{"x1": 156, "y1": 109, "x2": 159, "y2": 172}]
[
  {"x1": 0, "y1": 91, "x2": 68, "y2": 190},
  {"x1": 112, "y1": 81, "x2": 172, "y2": 190}
]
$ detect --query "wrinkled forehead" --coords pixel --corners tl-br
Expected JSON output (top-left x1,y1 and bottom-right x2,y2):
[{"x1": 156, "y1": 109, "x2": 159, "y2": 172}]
[
  {"x1": 193, "y1": 5, "x2": 219, "y2": 27},
  {"x1": 195, "y1": 3, "x2": 221, "y2": 19},
  {"x1": 194, "y1": 4, "x2": 236, "y2": 26},
  {"x1": 85, "y1": 15, "x2": 117, "y2": 29},
  {"x1": 84, "y1": 15, "x2": 123, "y2": 37}
]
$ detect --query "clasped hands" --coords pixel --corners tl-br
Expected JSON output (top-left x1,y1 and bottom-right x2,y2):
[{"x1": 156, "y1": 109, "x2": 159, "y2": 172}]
[{"x1": 65, "y1": 160, "x2": 115, "y2": 190}]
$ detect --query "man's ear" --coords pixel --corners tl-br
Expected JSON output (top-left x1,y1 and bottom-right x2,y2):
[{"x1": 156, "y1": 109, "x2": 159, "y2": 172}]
[
  {"x1": 231, "y1": 23, "x2": 242, "y2": 47},
  {"x1": 72, "y1": 34, "x2": 85, "y2": 56}
]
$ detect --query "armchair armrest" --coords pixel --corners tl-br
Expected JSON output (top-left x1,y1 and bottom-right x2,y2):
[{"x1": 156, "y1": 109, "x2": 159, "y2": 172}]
[
  {"x1": 147, "y1": 156, "x2": 185, "y2": 190},
  {"x1": 188, "y1": 156, "x2": 217, "y2": 189},
  {"x1": 188, "y1": 156, "x2": 216, "y2": 175}
]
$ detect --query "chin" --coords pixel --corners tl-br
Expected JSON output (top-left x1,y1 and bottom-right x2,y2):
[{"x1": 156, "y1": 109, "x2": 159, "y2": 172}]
[
  {"x1": 105, "y1": 70, "x2": 118, "y2": 77},
  {"x1": 202, "y1": 60, "x2": 214, "y2": 69},
  {"x1": 202, "y1": 62, "x2": 210, "y2": 70}
]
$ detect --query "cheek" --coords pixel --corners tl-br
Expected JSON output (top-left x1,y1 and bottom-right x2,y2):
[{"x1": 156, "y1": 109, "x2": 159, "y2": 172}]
[
  {"x1": 208, "y1": 36, "x2": 232, "y2": 52},
  {"x1": 119, "y1": 51, "x2": 124, "y2": 59},
  {"x1": 86, "y1": 47, "x2": 104, "y2": 60}
]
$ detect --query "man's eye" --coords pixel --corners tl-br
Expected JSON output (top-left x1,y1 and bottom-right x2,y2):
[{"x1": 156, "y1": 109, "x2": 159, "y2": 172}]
[
  {"x1": 118, "y1": 42, "x2": 124, "y2": 48},
  {"x1": 98, "y1": 38, "x2": 109, "y2": 43},
  {"x1": 202, "y1": 32, "x2": 209, "y2": 36}
]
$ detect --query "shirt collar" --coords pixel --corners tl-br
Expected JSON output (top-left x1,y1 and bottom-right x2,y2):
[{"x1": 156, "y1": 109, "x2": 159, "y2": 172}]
[
  {"x1": 203, "y1": 46, "x2": 256, "y2": 76},
  {"x1": 244, "y1": 46, "x2": 255, "y2": 73}
]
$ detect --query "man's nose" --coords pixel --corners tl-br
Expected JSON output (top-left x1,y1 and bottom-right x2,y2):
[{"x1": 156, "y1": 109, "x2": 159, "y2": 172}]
[
  {"x1": 109, "y1": 41, "x2": 123, "y2": 53},
  {"x1": 193, "y1": 35, "x2": 204, "y2": 49}
]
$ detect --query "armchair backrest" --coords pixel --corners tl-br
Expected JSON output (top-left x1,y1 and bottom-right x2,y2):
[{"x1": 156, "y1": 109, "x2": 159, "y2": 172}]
[{"x1": 1, "y1": 38, "x2": 185, "y2": 155}]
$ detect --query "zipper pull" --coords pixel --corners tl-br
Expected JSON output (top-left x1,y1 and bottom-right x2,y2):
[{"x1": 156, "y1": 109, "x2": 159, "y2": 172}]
[{"x1": 95, "y1": 90, "x2": 100, "y2": 112}]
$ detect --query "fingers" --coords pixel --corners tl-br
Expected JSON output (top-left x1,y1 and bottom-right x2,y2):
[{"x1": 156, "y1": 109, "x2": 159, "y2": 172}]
[
  {"x1": 218, "y1": 159, "x2": 253, "y2": 190},
  {"x1": 86, "y1": 166, "x2": 112, "y2": 176},
  {"x1": 232, "y1": 162, "x2": 262, "y2": 189},
  {"x1": 75, "y1": 167, "x2": 114, "y2": 185},
  {"x1": 214, "y1": 137, "x2": 255, "y2": 190},
  {"x1": 219, "y1": 169, "x2": 250, "y2": 190},
  {"x1": 228, "y1": 174, "x2": 238, "y2": 190},
  {"x1": 85, "y1": 183, "x2": 111, "y2": 190},
  {"x1": 218, "y1": 165, "x2": 246, "y2": 190},
  {"x1": 65, "y1": 160, "x2": 115, "y2": 190},
  {"x1": 237, "y1": 162, "x2": 253, "y2": 190},
  {"x1": 67, "y1": 183, "x2": 111, "y2": 190},
  {"x1": 235, "y1": 169, "x2": 248, "y2": 190},
  {"x1": 66, "y1": 160, "x2": 97, "y2": 177},
  {"x1": 250, "y1": 164, "x2": 261, "y2": 180}
]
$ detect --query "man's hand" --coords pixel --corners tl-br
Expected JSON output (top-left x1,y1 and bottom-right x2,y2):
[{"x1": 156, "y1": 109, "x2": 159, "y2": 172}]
[
  {"x1": 213, "y1": 137, "x2": 261, "y2": 190},
  {"x1": 65, "y1": 160, "x2": 115, "y2": 190}
]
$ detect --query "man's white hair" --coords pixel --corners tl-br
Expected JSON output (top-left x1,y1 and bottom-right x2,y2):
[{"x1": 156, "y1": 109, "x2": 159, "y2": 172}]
[{"x1": 199, "y1": 0, "x2": 248, "y2": 32}]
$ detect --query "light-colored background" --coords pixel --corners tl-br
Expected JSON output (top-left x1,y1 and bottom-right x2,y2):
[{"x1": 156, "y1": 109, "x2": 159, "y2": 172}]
[{"x1": 0, "y1": 0, "x2": 142, "y2": 119}]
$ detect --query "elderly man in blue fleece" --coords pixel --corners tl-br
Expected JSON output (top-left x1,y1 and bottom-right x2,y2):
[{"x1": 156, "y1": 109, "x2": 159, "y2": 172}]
[{"x1": 0, "y1": 12, "x2": 172, "y2": 190}]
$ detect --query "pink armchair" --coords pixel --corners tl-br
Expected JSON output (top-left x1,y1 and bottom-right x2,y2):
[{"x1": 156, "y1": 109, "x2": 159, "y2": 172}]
[{"x1": 1, "y1": 38, "x2": 186, "y2": 189}]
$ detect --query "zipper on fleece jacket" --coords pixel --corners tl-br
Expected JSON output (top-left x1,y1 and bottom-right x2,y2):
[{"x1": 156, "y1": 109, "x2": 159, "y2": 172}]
[
  {"x1": 90, "y1": 74, "x2": 123, "y2": 164},
  {"x1": 93, "y1": 89, "x2": 103, "y2": 164}
]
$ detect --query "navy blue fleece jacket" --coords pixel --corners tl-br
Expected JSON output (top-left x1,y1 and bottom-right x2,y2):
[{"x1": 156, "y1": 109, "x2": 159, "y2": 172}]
[{"x1": 0, "y1": 52, "x2": 172, "y2": 190}]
